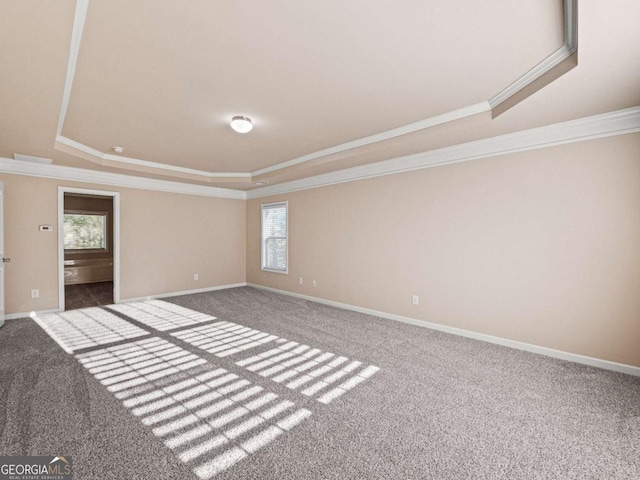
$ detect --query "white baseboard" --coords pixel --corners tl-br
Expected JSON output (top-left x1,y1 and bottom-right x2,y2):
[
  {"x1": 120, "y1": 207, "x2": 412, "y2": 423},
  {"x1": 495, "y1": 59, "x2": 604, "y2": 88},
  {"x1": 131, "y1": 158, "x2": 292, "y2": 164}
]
[
  {"x1": 5, "y1": 308, "x2": 60, "y2": 320},
  {"x1": 246, "y1": 283, "x2": 640, "y2": 377},
  {"x1": 120, "y1": 282, "x2": 247, "y2": 303},
  {"x1": 3, "y1": 282, "x2": 247, "y2": 321}
]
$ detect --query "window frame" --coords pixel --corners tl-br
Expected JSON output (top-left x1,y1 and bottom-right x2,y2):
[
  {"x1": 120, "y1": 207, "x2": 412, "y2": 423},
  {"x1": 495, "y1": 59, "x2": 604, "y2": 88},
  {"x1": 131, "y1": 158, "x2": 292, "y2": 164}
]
[
  {"x1": 261, "y1": 201, "x2": 288, "y2": 274},
  {"x1": 63, "y1": 209, "x2": 109, "y2": 254}
]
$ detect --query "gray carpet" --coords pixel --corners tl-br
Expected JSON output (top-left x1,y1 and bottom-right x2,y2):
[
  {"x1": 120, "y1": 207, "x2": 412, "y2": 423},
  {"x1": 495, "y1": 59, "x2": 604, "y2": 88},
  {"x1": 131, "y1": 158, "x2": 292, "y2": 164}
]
[{"x1": 1, "y1": 286, "x2": 639, "y2": 479}]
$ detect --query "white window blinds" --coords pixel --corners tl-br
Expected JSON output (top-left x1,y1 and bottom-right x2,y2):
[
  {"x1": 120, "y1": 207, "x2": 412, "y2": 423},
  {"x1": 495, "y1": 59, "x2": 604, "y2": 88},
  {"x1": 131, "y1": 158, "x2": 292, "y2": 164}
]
[{"x1": 261, "y1": 202, "x2": 288, "y2": 273}]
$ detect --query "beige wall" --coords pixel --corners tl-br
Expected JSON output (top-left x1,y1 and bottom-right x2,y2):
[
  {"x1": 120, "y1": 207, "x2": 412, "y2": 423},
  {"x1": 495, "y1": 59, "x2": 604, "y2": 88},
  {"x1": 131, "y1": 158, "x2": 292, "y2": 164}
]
[
  {"x1": 247, "y1": 133, "x2": 640, "y2": 367},
  {"x1": 0, "y1": 174, "x2": 246, "y2": 314},
  {"x1": 2, "y1": 132, "x2": 639, "y2": 367}
]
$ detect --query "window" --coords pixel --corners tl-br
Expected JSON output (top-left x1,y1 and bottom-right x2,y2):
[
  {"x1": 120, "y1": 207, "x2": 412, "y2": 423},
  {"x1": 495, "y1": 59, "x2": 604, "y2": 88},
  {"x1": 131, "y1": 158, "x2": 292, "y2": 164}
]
[
  {"x1": 63, "y1": 211, "x2": 108, "y2": 252},
  {"x1": 261, "y1": 202, "x2": 288, "y2": 273}
]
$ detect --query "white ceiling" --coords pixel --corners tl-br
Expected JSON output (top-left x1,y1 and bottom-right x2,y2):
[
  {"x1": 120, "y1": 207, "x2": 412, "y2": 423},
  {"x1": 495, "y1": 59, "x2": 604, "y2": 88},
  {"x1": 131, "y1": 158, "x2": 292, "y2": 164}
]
[{"x1": 0, "y1": 0, "x2": 639, "y2": 192}]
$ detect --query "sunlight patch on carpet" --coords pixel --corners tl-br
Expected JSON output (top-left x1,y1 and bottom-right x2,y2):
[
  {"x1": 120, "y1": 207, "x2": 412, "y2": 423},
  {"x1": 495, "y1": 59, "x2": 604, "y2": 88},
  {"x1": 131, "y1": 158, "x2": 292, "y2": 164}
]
[
  {"x1": 76, "y1": 337, "x2": 312, "y2": 479},
  {"x1": 171, "y1": 322, "x2": 279, "y2": 357},
  {"x1": 108, "y1": 300, "x2": 216, "y2": 331},
  {"x1": 235, "y1": 340, "x2": 380, "y2": 404},
  {"x1": 31, "y1": 308, "x2": 148, "y2": 353}
]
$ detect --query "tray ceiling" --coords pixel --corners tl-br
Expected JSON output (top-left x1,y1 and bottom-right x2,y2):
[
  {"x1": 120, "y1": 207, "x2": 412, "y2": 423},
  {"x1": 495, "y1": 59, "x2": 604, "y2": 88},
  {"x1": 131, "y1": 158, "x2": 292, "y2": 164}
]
[{"x1": 1, "y1": 0, "x2": 639, "y2": 193}]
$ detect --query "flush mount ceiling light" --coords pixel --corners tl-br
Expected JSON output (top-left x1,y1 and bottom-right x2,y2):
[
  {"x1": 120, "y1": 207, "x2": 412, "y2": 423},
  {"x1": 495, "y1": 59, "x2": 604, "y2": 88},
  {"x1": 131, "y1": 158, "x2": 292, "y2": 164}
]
[
  {"x1": 112, "y1": 146, "x2": 125, "y2": 154},
  {"x1": 230, "y1": 115, "x2": 253, "y2": 133}
]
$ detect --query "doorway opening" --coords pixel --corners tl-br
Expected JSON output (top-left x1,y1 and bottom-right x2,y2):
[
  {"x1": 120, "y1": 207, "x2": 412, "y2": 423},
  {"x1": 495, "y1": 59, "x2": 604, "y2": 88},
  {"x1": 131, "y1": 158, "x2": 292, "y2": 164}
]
[{"x1": 58, "y1": 187, "x2": 120, "y2": 311}]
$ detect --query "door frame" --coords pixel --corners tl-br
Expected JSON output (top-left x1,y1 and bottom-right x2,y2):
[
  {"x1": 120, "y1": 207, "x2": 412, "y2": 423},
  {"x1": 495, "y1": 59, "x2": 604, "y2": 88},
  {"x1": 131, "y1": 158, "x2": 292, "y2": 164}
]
[
  {"x1": 0, "y1": 181, "x2": 4, "y2": 327},
  {"x1": 58, "y1": 186, "x2": 120, "y2": 311}
]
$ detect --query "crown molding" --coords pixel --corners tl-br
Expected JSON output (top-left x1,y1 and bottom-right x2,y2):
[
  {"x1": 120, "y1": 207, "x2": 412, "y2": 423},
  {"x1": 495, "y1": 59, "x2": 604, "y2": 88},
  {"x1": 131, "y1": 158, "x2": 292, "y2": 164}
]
[
  {"x1": 246, "y1": 106, "x2": 640, "y2": 199},
  {"x1": 54, "y1": 1, "x2": 577, "y2": 182},
  {"x1": 53, "y1": 0, "x2": 250, "y2": 183},
  {"x1": 56, "y1": 0, "x2": 89, "y2": 137},
  {"x1": 489, "y1": 0, "x2": 578, "y2": 114},
  {"x1": 564, "y1": 0, "x2": 579, "y2": 53},
  {"x1": 13, "y1": 154, "x2": 53, "y2": 165},
  {"x1": 5, "y1": 106, "x2": 638, "y2": 202},
  {"x1": 250, "y1": 102, "x2": 491, "y2": 177},
  {"x1": 0, "y1": 157, "x2": 247, "y2": 200},
  {"x1": 488, "y1": 45, "x2": 574, "y2": 111},
  {"x1": 102, "y1": 151, "x2": 250, "y2": 179},
  {"x1": 55, "y1": 104, "x2": 491, "y2": 184},
  {"x1": 54, "y1": 135, "x2": 251, "y2": 181}
]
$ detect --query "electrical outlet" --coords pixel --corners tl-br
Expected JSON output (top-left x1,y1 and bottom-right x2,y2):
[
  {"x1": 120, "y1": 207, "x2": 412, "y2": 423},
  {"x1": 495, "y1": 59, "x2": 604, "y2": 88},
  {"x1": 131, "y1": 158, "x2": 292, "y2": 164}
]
[
  {"x1": 193, "y1": 274, "x2": 199, "y2": 281},
  {"x1": 31, "y1": 289, "x2": 39, "y2": 298},
  {"x1": 298, "y1": 276, "x2": 303, "y2": 285},
  {"x1": 312, "y1": 280, "x2": 317, "y2": 287},
  {"x1": 412, "y1": 295, "x2": 419, "y2": 305}
]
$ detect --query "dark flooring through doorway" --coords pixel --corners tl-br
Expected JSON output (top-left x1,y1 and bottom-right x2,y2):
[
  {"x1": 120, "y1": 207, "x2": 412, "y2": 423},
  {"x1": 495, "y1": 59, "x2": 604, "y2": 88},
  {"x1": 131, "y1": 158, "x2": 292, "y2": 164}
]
[{"x1": 64, "y1": 281, "x2": 113, "y2": 310}]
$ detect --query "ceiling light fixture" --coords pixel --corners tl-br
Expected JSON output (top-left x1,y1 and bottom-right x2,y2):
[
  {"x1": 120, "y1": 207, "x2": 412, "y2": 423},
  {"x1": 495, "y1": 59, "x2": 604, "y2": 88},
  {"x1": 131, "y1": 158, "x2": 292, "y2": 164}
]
[
  {"x1": 112, "y1": 146, "x2": 125, "y2": 154},
  {"x1": 254, "y1": 181, "x2": 268, "y2": 185},
  {"x1": 230, "y1": 116, "x2": 253, "y2": 133}
]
